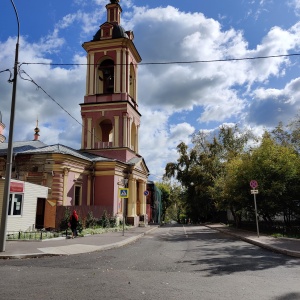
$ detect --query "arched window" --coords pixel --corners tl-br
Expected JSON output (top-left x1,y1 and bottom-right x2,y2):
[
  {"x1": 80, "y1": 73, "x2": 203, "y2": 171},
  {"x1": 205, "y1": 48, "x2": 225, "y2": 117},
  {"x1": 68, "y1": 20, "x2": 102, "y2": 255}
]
[
  {"x1": 100, "y1": 119, "x2": 113, "y2": 143},
  {"x1": 98, "y1": 59, "x2": 114, "y2": 94},
  {"x1": 94, "y1": 118, "x2": 114, "y2": 149}
]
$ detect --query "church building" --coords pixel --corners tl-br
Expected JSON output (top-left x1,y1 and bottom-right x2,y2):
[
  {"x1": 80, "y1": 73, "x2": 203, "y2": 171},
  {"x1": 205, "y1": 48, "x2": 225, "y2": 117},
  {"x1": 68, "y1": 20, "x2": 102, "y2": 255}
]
[{"x1": 0, "y1": 0, "x2": 149, "y2": 229}]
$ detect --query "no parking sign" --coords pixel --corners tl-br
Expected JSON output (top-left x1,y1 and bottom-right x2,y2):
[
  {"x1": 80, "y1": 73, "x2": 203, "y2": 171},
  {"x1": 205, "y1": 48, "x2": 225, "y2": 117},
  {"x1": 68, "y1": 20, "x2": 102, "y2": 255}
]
[{"x1": 250, "y1": 180, "x2": 258, "y2": 189}]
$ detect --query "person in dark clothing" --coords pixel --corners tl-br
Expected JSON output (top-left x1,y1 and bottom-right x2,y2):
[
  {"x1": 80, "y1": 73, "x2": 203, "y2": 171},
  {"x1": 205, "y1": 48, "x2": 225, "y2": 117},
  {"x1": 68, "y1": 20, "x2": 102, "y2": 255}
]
[{"x1": 70, "y1": 210, "x2": 79, "y2": 239}]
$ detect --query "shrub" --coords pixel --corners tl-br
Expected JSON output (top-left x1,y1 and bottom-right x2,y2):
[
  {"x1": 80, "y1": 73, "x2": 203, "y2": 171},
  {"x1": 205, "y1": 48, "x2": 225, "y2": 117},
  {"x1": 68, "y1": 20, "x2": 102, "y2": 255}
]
[
  {"x1": 85, "y1": 211, "x2": 97, "y2": 228},
  {"x1": 59, "y1": 208, "x2": 71, "y2": 231},
  {"x1": 59, "y1": 208, "x2": 83, "y2": 233},
  {"x1": 77, "y1": 219, "x2": 83, "y2": 233},
  {"x1": 101, "y1": 210, "x2": 111, "y2": 228},
  {"x1": 110, "y1": 216, "x2": 117, "y2": 227},
  {"x1": 96, "y1": 218, "x2": 103, "y2": 227}
]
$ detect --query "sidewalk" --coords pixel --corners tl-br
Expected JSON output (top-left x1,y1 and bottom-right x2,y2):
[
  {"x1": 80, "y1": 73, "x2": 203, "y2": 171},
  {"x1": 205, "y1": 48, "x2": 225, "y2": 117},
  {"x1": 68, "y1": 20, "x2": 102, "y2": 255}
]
[
  {"x1": 206, "y1": 224, "x2": 300, "y2": 258},
  {"x1": 0, "y1": 224, "x2": 299, "y2": 259},
  {"x1": 0, "y1": 225, "x2": 159, "y2": 259}
]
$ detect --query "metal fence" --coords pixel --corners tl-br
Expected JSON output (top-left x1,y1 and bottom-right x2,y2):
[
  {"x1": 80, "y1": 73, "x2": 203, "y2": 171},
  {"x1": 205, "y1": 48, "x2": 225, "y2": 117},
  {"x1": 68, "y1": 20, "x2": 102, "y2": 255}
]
[
  {"x1": 233, "y1": 221, "x2": 300, "y2": 237},
  {"x1": 6, "y1": 229, "x2": 66, "y2": 241}
]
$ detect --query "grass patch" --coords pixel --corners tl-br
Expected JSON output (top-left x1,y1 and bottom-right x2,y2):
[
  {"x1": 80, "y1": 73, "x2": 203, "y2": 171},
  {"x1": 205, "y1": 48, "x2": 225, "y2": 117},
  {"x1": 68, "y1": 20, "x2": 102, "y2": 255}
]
[
  {"x1": 7, "y1": 225, "x2": 133, "y2": 241},
  {"x1": 81, "y1": 225, "x2": 132, "y2": 236}
]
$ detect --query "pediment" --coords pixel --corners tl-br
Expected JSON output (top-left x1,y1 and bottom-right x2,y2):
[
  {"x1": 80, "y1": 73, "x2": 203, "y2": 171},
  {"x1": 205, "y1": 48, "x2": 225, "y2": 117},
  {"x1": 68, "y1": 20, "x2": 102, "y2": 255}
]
[{"x1": 130, "y1": 157, "x2": 149, "y2": 176}]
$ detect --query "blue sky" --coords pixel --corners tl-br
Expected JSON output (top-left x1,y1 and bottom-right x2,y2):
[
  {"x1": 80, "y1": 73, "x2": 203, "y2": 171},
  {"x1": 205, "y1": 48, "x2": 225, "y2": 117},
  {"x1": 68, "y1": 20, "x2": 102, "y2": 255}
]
[{"x1": 1, "y1": 0, "x2": 300, "y2": 180}]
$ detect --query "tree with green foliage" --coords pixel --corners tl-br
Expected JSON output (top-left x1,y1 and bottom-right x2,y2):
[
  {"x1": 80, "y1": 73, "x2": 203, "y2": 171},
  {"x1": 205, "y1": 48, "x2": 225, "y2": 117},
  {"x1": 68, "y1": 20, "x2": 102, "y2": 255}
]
[
  {"x1": 164, "y1": 138, "x2": 220, "y2": 222},
  {"x1": 155, "y1": 181, "x2": 171, "y2": 222},
  {"x1": 210, "y1": 154, "x2": 252, "y2": 227},
  {"x1": 164, "y1": 122, "x2": 300, "y2": 227},
  {"x1": 155, "y1": 181, "x2": 185, "y2": 223},
  {"x1": 248, "y1": 132, "x2": 300, "y2": 225},
  {"x1": 165, "y1": 124, "x2": 253, "y2": 223}
]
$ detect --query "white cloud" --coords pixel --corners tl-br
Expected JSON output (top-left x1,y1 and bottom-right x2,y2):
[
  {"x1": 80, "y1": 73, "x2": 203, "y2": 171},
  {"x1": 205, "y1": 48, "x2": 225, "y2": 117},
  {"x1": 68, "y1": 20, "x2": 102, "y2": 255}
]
[
  {"x1": 0, "y1": 35, "x2": 85, "y2": 147},
  {"x1": 248, "y1": 76, "x2": 300, "y2": 127},
  {"x1": 289, "y1": 0, "x2": 300, "y2": 15},
  {"x1": 127, "y1": 6, "x2": 300, "y2": 130},
  {"x1": 139, "y1": 109, "x2": 195, "y2": 178},
  {"x1": 2, "y1": 2, "x2": 300, "y2": 179}
]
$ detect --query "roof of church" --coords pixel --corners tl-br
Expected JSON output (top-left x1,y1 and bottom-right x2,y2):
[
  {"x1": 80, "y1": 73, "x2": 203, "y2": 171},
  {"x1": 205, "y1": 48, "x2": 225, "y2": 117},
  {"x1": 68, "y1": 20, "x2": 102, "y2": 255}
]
[
  {"x1": 0, "y1": 141, "x2": 147, "y2": 168},
  {"x1": 0, "y1": 140, "x2": 47, "y2": 155},
  {"x1": 92, "y1": 24, "x2": 128, "y2": 41},
  {"x1": 0, "y1": 141, "x2": 114, "y2": 162},
  {"x1": 17, "y1": 144, "x2": 114, "y2": 162},
  {"x1": 128, "y1": 156, "x2": 150, "y2": 173},
  {"x1": 112, "y1": 25, "x2": 128, "y2": 39}
]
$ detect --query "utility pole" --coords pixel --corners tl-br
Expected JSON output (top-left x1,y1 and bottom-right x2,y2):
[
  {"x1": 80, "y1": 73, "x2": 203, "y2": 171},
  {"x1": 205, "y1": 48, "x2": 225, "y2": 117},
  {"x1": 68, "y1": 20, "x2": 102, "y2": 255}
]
[{"x1": 0, "y1": 0, "x2": 20, "y2": 252}]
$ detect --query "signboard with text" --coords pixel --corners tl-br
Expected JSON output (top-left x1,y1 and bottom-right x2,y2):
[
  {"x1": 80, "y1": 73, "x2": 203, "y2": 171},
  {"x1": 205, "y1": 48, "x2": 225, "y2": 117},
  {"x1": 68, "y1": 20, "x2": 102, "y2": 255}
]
[{"x1": 10, "y1": 182, "x2": 24, "y2": 193}]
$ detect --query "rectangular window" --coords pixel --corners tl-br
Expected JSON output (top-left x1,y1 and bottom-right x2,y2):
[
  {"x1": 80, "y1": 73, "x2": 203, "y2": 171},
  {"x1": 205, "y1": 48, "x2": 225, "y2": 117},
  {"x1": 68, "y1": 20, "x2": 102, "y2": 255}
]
[
  {"x1": 8, "y1": 193, "x2": 23, "y2": 216},
  {"x1": 74, "y1": 186, "x2": 81, "y2": 206}
]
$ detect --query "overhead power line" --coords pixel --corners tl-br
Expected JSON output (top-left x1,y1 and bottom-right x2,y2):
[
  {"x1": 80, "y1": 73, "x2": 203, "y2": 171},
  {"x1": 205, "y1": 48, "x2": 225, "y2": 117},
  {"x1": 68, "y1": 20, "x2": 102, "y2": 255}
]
[
  {"x1": 19, "y1": 69, "x2": 81, "y2": 125},
  {"x1": 19, "y1": 53, "x2": 300, "y2": 67},
  {"x1": 0, "y1": 69, "x2": 13, "y2": 82},
  {"x1": 0, "y1": 69, "x2": 11, "y2": 73},
  {"x1": 18, "y1": 68, "x2": 102, "y2": 142}
]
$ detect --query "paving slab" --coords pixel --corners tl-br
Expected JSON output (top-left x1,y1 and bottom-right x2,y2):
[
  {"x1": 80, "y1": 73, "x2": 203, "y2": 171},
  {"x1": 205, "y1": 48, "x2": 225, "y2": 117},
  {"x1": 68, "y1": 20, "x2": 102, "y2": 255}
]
[{"x1": 0, "y1": 226, "x2": 158, "y2": 259}]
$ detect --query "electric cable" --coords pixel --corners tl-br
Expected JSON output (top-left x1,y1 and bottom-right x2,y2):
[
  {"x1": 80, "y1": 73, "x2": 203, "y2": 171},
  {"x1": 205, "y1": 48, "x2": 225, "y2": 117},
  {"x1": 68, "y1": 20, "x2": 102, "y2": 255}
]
[
  {"x1": 18, "y1": 68, "x2": 103, "y2": 144},
  {"x1": 19, "y1": 52, "x2": 300, "y2": 67},
  {"x1": 0, "y1": 69, "x2": 13, "y2": 82}
]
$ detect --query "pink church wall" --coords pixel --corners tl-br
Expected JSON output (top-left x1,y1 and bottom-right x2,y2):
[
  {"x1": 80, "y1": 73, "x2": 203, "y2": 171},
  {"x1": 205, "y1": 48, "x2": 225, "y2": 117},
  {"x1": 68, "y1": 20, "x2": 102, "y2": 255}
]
[
  {"x1": 65, "y1": 171, "x2": 76, "y2": 205},
  {"x1": 94, "y1": 175, "x2": 114, "y2": 207},
  {"x1": 81, "y1": 174, "x2": 88, "y2": 206},
  {"x1": 92, "y1": 175, "x2": 121, "y2": 216},
  {"x1": 64, "y1": 172, "x2": 89, "y2": 206},
  {"x1": 81, "y1": 101, "x2": 141, "y2": 160},
  {"x1": 92, "y1": 149, "x2": 137, "y2": 162}
]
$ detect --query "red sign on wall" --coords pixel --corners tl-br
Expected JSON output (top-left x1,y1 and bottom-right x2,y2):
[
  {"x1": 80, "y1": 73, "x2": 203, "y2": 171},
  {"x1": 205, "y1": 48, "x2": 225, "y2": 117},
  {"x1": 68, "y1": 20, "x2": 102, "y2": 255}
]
[{"x1": 10, "y1": 182, "x2": 24, "y2": 193}]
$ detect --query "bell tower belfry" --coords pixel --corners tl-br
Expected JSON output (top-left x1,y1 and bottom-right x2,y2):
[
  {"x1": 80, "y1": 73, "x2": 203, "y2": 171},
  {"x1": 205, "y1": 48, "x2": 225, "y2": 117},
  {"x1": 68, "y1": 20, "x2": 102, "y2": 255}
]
[{"x1": 80, "y1": 0, "x2": 142, "y2": 163}]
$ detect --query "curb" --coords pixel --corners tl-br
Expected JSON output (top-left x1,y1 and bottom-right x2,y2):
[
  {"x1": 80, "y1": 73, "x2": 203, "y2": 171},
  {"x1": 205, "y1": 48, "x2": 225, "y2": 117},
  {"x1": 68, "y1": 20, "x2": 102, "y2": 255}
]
[{"x1": 206, "y1": 225, "x2": 300, "y2": 258}]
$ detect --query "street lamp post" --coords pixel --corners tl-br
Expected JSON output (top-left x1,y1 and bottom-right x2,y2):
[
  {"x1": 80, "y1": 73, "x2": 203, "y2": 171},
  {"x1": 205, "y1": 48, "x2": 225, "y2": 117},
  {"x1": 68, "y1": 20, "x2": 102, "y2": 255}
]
[{"x1": 0, "y1": 0, "x2": 20, "y2": 252}]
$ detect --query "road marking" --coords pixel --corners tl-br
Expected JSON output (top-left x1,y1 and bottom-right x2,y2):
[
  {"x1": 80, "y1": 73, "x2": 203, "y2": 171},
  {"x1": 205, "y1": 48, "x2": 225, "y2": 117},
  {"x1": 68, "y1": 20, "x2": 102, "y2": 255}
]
[
  {"x1": 38, "y1": 244, "x2": 102, "y2": 255},
  {"x1": 183, "y1": 225, "x2": 188, "y2": 238}
]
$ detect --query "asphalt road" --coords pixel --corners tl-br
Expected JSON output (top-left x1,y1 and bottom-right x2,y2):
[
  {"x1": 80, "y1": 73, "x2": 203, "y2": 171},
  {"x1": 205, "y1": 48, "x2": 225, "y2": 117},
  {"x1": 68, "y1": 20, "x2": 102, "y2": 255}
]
[{"x1": 0, "y1": 225, "x2": 299, "y2": 300}]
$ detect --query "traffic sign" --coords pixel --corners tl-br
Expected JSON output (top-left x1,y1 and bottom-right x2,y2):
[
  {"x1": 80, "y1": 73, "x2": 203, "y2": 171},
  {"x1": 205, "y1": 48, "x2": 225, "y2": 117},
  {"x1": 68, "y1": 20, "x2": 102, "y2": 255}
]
[
  {"x1": 144, "y1": 190, "x2": 149, "y2": 196},
  {"x1": 250, "y1": 180, "x2": 258, "y2": 189},
  {"x1": 118, "y1": 188, "x2": 129, "y2": 198},
  {"x1": 251, "y1": 190, "x2": 258, "y2": 194}
]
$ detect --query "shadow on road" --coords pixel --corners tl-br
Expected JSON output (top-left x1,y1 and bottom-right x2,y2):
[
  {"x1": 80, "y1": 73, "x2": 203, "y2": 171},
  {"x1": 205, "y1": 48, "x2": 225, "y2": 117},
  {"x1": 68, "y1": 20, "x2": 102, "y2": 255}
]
[
  {"x1": 273, "y1": 292, "x2": 300, "y2": 300},
  {"x1": 158, "y1": 224, "x2": 300, "y2": 276}
]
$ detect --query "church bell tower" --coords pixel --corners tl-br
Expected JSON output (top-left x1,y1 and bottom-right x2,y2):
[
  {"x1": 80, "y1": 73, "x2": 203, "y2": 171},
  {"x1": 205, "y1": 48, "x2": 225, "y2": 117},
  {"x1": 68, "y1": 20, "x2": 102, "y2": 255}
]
[{"x1": 81, "y1": 0, "x2": 142, "y2": 163}]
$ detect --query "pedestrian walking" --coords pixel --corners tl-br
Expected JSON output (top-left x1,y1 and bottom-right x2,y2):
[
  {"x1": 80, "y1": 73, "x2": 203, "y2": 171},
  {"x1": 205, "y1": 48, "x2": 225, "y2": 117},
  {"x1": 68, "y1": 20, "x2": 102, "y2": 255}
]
[{"x1": 70, "y1": 210, "x2": 79, "y2": 239}]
